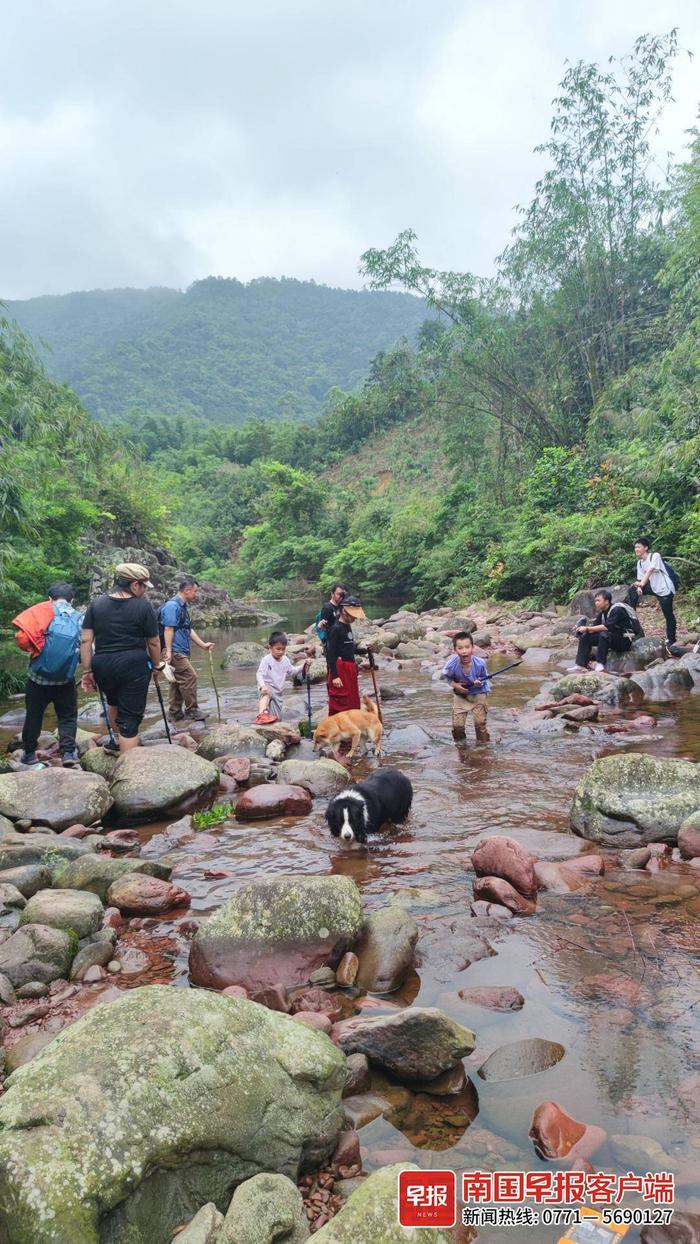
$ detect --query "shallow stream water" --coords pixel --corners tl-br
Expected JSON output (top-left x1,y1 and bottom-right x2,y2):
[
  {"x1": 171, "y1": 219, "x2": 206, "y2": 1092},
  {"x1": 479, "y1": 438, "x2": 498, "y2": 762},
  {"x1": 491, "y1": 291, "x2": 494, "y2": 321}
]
[{"x1": 2, "y1": 601, "x2": 699, "y2": 1242}]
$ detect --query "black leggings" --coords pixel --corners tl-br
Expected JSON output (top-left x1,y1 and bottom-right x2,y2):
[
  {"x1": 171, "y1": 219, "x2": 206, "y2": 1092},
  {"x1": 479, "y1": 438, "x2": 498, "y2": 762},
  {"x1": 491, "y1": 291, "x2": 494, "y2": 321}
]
[
  {"x1": 576, "y1": 631, "x2": 630, "y2": 669},
  {"x1": 641, "y1": 583, "x2": 676, "y2": 643},
  {"x1": 93, "y1": 650, "x2": 151, "y2": 738},
  {"x1": 22, "y1": 679, "x2": 77, "y2": 755}
]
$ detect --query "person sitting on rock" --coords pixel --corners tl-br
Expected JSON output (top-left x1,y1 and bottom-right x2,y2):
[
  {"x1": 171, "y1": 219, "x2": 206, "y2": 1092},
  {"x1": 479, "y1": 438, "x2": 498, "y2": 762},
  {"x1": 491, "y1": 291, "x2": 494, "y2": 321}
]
[
  {"x1": 159, "y1": 576, "x2": 215, "y2": 723},
  {"x1": 442, "y1": 630, "x2": 492, "y2": 743},
  {"x1": 255, "y1": 632, "x2": 312, "y2": 724},
  {"x1": 326, "y1": 596, "x2": 368, "y2": 716},
  {"x1": 569, "y1": 588, "x2": 642, "y2": 673}
]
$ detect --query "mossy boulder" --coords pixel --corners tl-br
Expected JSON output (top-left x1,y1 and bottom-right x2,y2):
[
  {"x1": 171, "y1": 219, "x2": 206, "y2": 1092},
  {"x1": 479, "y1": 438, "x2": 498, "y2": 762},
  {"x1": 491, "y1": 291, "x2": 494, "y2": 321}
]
[
  {"x1": 107, "y1": 744, "x2": 220, "y2": 825},
  {"x1": 55, "y1": 854, "x2": 171, "y2": 902},
  {"x1": 0, "y1": 985, "x2": 345, "y2": 1244},
  {"x1": 314, "y1": 1164, "x2": 454, "y2": 1242},
  {"x1": 196, "y1": 725, "x2": 268, "y2": 762},
  {"x1": 220, "y1": 1173, "x2": 309, "y2": 1243},
  {"x1": 276, "y1": 759, "x2": 350, "y2": 798},
  {"x1": 0, "y1": 826, "x2": 94, "y2": 872},
  {"x1": 0, "y1": 769, "x2": 112, "y2": 831},
  {"x1": 221, "y1": 641, "x2": 267, "y2": 669},
  {"x1": 189, "y1": 875, "x2": 364, "y2": 992},
  {"x1": 606, "y1": 637, "x2": 667, "y2": 673},
  {"x1": 0, "y1": 923, "x2": 74, "y2": 987},
  {"x1": 547, "y1": 672, "x2": 644, "y2": 707},
  {"x1": 20, "y1": 888, "x2": 103, "y2": 939},
  {"x1": 571, "y1": 753, "x2": 700, "y2": 847},
  {"x1": 80, "y1": 748, "x2": 119, "y2": 782}
]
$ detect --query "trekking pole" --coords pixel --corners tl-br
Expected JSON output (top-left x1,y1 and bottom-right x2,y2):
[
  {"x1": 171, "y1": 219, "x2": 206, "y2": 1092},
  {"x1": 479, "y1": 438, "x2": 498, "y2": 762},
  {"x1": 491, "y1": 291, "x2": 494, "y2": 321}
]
[
  {"x1": 305, "y1": 671, "x2": 313, "y2": 734},
  {"x1": 367, "y1": 649, "x2": 383, "y2": 723},
  {"x1": 208, "y1": 649, "x2": 222, "y2": 722},
  {"x1": 97, "y1": 688, "x2": 118, "y2": 750},
  {"x1": 487, "y1": 660, "x2": 523, "y2": 679},
  {"x1": 153, "y1": 673, "x2": 172, "y2": 743}
]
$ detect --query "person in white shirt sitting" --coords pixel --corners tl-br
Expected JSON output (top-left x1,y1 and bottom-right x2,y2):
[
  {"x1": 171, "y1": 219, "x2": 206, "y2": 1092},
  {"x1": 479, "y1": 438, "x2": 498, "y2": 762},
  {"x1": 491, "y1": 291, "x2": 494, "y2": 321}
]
[{"x1": 634, "y1": 537, "x2": 677, "y2": 645}]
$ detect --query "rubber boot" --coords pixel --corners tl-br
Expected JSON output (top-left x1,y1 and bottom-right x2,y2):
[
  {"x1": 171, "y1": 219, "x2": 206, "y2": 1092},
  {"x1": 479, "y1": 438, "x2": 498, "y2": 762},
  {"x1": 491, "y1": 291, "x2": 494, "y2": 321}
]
[
  {"x1": 474, "y1": 723, "x2": 491, "y2": 744},
  {"x1": 452, "y1": 726, "x2": 467, "y2": 742}
]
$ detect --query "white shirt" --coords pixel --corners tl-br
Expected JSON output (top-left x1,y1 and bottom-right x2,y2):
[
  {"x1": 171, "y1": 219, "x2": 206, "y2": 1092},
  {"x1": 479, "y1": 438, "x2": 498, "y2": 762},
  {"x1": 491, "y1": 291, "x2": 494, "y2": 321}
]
[
  {"x1": 638, "y1": 553, "x2": 675, "y2": 596},
  {"x1": 256, "y1": 652, "x2": 302, "y2": 694}
]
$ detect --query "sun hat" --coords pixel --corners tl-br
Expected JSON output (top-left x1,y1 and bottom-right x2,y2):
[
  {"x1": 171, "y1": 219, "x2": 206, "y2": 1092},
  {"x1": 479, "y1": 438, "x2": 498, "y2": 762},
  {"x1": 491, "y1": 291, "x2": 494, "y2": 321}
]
[
  {"x1": 340, "y1": 595, "x2": 367, "y2": 620},
  {"x1": 115, "y1": 562, "x2": 154, "y2": 588}
]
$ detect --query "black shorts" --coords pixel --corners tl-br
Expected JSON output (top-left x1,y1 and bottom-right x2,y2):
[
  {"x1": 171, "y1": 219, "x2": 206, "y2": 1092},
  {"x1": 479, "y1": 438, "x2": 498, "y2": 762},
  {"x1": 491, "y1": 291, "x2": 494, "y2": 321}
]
[{"x1": 93, "y1": 650, "x2": 151, "y2": 738}]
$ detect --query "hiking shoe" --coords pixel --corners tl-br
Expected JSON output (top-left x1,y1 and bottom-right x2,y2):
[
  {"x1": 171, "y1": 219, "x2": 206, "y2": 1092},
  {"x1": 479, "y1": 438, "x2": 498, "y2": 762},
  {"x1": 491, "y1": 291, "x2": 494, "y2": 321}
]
[
  {"x1": 19, "y1": 751, "x2": 38, "y2": 766},
  {"x1": 62, "y1": 751, "x2": 80, "y2": 768},
  {"x1": 565, "y1": 665, "x2": 588, "y2": 674},
  {"x1": 592, "y1": 662, "x2": 606, "y2": 673},
  {"x1": 184, "y1": 707, "x2": 208, "y2": 721},
  {"x1": 255, "y1": 712, "x2": 280, "y2": 725},
  {"x1": 168, "y1": 710, "x2": 185, "y2": 722}
]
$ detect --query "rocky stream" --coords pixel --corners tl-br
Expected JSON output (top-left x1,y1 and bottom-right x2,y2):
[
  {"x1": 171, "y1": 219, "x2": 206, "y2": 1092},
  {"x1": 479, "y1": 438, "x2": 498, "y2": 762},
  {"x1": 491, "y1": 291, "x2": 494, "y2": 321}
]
[{"x1": 0, "y1": 597, "x2": 698, "y2": 1244}]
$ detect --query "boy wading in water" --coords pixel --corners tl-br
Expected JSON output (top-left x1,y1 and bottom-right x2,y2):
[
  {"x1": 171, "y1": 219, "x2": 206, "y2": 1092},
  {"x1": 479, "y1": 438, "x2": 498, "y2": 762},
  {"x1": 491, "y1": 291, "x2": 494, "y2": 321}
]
[
  {"x1": 443, "y1": 631, "x2": 492, "y2": 743},
  {"x1": 255, "y1": 632, "x2": 311, "y2": 724}
]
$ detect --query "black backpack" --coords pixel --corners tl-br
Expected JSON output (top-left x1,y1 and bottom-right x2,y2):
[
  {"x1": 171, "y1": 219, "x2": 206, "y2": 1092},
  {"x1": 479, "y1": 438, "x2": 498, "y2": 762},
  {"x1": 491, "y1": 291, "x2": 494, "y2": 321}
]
[{"x1": 662, "y1": 558, "x2": 680, "y2": 591}]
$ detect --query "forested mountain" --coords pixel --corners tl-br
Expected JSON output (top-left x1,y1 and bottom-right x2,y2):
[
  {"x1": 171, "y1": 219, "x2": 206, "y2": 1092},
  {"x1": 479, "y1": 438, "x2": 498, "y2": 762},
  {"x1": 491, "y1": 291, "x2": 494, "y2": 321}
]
[{"x1": 6, "y1": 278, "x2": 430, "y2": 424}]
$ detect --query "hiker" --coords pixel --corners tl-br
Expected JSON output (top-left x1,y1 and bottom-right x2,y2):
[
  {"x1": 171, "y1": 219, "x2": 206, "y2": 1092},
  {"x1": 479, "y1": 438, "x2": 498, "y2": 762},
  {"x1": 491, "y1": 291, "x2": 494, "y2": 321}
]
[
  {"x1": 634, "y1": 537, "x2": 677, "y2": 645},
  {"x1": 326, "y1": 595, "x2": 368, "y2": 716},
  {"x1": 315, "y1": 583, "x2": 347, "y2": 650},
  {"x1": 569, "y1": 588, "x2": 642, "y2": 673},
  {"x1": 255, "y1": 632, "x2": 312, "y2": 724},
  {"x1": 159, "y1": 576, "x2": 215, "y2": 722},
  {"x1": 80, "y1": 563, "x2": 161, "y2": 753},
  {"x1": 12, "y1": 583, "x2": 82, "y2": 767},
  {"x1": 442, "y1": 630, "x2": 491, "y2": 743}
]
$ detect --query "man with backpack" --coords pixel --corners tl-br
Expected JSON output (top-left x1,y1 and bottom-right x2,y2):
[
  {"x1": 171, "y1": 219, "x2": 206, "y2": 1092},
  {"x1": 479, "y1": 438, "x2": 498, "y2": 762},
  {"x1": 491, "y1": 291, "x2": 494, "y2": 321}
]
[
  {"x1": 12, "y1": 583, "x2": 82, "y2": 767},
  {"x1": 634, "y1": 537, "x2": 678, "y2": 645},
  {"x1": 315, "y1": 583, "x2": 347, "y2": 652},
  {"x1": 569, "y1": 588, "x2": 643, "y2": 673},
  {"x1": 159, "y1": 576, "x2": 215, "y2": 722}
]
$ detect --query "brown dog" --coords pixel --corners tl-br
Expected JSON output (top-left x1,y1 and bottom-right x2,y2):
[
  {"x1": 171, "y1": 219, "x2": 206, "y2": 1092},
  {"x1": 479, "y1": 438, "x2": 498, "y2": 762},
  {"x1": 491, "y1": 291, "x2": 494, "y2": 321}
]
[{"x1": 313, "y1": 695, "x2": 383, "y2": 759}]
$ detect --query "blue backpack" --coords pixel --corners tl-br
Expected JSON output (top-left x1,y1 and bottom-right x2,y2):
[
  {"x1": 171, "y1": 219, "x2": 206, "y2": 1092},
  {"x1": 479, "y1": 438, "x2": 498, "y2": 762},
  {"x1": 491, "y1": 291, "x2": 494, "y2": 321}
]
[{"x1": 29, "y1": 604, "x2": 81, "y2": 683}]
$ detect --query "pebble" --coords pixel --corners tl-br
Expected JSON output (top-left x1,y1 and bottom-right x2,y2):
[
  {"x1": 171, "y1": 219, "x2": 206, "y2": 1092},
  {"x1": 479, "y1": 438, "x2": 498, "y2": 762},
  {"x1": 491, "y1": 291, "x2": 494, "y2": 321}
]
[
  {"x1": 335, "y1": 952, "x2": 359, "y2": 986},
  {"x1": 292, "y1": 1011, "x2": 332, "y2": 1034},
  {"x1": 82, "y1": 965, "x2": 108, "y2": 983},
  {"x1": 107, "y1": 961, "x2": 121, "y2": 974}
]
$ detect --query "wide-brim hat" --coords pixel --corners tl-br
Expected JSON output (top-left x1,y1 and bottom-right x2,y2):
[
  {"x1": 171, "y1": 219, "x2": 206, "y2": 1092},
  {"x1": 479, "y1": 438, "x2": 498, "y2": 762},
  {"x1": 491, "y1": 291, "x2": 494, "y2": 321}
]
[
  {"x1": 341, "y1": 595, "x2": 366, "y2": 620},
  {"x1": 115, "y1": 562, "x2": 154, "y2": 588}
]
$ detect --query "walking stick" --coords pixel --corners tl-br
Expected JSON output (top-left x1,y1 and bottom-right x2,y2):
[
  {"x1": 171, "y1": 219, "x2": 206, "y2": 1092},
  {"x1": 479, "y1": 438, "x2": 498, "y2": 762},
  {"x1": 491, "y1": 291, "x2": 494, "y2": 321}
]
[
  {"x1": 208, "y1": 649, "x2": 222, "y2": 722},
  {"x1": 487, "y1": 660, "x2": 523, "y2": 679},
  {"x1": 97, "y1": 687, "x2": 118, "y2": 750},
  {"x1": 153, "y1": 675, "x2": 172, "y2": 744},
  {"x1": 306, "y1": 672, "x2": 313, "y2": 734},
  {"x1": 367, "y1": 650, "x2": 383, "y2": 723}
]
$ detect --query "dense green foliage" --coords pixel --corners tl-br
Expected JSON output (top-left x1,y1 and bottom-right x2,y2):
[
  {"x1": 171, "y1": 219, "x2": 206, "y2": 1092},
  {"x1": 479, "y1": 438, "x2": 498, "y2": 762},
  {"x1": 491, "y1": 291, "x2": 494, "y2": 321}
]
[
  {"x1": 1, "y1": 33, "x2": 698, "y2": 629},
  {"x1": 7, "y1": 278, "x2": 430, "y2": 425}
]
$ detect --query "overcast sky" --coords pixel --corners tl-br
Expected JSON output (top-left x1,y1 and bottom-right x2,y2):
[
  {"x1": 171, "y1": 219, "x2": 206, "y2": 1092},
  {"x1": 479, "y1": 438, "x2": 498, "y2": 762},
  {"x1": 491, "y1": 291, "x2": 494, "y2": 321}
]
[{"x1": 1, "y1": 0, "x2": 698, "y2": 301}]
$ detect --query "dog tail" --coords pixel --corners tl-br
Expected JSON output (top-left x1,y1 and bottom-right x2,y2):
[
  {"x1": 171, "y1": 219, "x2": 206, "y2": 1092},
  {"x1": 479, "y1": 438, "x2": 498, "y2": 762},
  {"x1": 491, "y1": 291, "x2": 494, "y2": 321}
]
[{"x1": 362, "y1": 694, "x2": 378, "y2": 716}]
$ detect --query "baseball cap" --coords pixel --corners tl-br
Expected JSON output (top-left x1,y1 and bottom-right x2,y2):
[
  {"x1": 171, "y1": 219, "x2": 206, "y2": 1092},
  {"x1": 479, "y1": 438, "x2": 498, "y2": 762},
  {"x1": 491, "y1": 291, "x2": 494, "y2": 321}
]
[
  {"x1": 341, "y1": 595, "x2": 367, "y2": 620},
  {"x1": 115, "y1": 562, "x2": 154, "y2": 588}
]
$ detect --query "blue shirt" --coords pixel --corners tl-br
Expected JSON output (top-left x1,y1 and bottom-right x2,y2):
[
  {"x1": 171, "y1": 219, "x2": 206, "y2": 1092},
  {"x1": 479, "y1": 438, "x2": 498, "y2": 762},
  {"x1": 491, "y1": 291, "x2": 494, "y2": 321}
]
[
  {"x1": 160, "y1": 596, "x2": 192, "y2": 655},
  {"x1": 442, "y1": 653, "x2": 491, "y2": 695}
]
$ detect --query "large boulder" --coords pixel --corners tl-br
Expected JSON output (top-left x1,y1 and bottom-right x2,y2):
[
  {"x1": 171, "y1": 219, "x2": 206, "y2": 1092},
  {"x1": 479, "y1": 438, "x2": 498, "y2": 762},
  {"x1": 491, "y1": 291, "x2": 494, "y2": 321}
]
[
  {"x1": 334, "y1": 1007, "x2": 475, "y2": 1081},
  {"x1": 678, "y1": 812, "x2": 700, "y2": 860},
  {"x1": 221, "y1": 641, "x2": 267, "y2": 669},
  {"x1": 0, "y1": 864, "x2": 52, "y2": 897},
  {"x1": 55, "y1": 854, "x2": 172, "y2": 902},
  {"x1": 471, "y1": 835, "x2": 537, "y2": 897},
  {"x1": 0, "y1": 770, "x2": 112, "y2": 832},
  {"x1": 544, "y1": 672, "x2": 644, "y2": 707},
  {"x1": 235, "y1": 785, "x2": 312, "y2": 821},
  {"x1": 276, "y1": 759, "x2": 350, "y2": 798},
  {"x1": 314, "y1": 1164, "x2": 454, "y2": 1243},
  {"x1": 20, "y1": 889, "x2": 103, "y2": 939},
  {"x1": 354, "y1": 906, "x2": 418, "y2": 994},
  {"x1": 0, "y1": 923, "x2": 74, "y2": 987},
  {"x1": 0, "y1": 986, "x2": 345, "y2": 1244},
  {"x1": 80, "y1": 748, "x2": 119, "y2": 781},
  {"x1": 196, "y1": 725, "x2": 268, "y2": 762},
  {"x1": 189, "y1": 875, "x2": 364, "y2": 992},
  {"x1": 0, "y1": 827, "x2": 94, "y2": 872},
  {"x1": 606, "y1": 637, "x2": 668, "y2": 673},
  {"x1": 571, "y1": 753, "x2": 700, "y2": 847},
  {"x1": 107, "y1": 874, "x2": 190, "y2": 916},
  {"x1": 107, "y1": 745, "x2": 220, "y2": 825},
  {"x1": 630, "y1": 660, "x2": 694, "y2": 702},
  {"x1": 219, "y1": 1173, "x2": 309, "y2": 1244}
]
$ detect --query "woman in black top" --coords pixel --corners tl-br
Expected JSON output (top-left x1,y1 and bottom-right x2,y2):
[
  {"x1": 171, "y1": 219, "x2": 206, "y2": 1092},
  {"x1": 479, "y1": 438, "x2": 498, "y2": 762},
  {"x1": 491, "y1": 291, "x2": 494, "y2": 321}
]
[
  {"x1": 80, "y1": 563, "x2": 161, "y2": 752},
  {"x1": 326, "y1": 596, "x2": 366, "y2": 716}
]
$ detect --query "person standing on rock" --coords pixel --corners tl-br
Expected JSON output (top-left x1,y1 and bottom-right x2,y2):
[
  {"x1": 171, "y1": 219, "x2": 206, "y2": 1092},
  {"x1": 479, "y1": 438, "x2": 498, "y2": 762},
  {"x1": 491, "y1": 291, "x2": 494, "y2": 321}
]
[
  {"x1": 80, "y1": 563, "x2": 161, "y2": 753},
  {"x1": 159, "y1": 577, "x2": 215, "y2": 722},
  {"x1": 13, "y1": 582, "x2": 82, "y2": 767},
  {"x1": 634, "y1": 537, "x2": 677, "y2": 646},
  {"x1": 569, "y1": 588, "x2": 641, "y2": 672},
  {"x1": 326, "y1": 596, "x2": 368, "y2": 715}
]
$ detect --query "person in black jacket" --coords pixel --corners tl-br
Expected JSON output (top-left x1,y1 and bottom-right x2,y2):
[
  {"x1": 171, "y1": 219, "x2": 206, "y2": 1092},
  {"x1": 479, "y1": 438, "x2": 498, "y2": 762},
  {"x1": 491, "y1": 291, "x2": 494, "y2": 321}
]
[
  {"x1": 569, "y1": 588, "x2": 641, "y2": 672},
  {"x1": 326, "y1": 596, "x2": 367, "y2": 715}
]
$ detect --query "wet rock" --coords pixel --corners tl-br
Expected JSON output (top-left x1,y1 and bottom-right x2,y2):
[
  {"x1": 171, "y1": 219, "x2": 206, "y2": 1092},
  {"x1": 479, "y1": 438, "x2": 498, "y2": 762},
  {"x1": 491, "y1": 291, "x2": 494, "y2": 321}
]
[
  {"x1": 679, "y1": 813, "x2": 700, "y2": 860},
  {"x1": 289, "y1": 988, "x2": 342, "y2": 1020},
  {"x1": 469, "y1": 900, "x2": 513, "y2": 919},
  {"x1": 196, "y1": 723, "x2": 267, "y2": 761},
  {"x1": 388, "y1": 725, "x2": 434, "y2": 750},
  {"x1": 69, "y1": 940, "x2": 115, "y2": 980},
  {"x1": 56, "y1": 853, "x2": 171, "y2": 902},
  {"x1": 277, "y1": 759, "x2": 350, "y2": 797},
  {"x1": 0, "y1": 972, "x2": 16, "y2": 1004},
  {"x1": 80, "y1": 747, "x2": 120, "y2": 781},
  {"x1": 108, "y1": 744, "x2": 220, "y2": 825},
  {"x1": 222, "y1": 984, "x2": 249, "y2": 999},
  {"x1": 334, "y1": 1007, "x2": 475, "y2": 1082},
  {"x1": 533, "y1": 861, "x2": 589, "y2": 893},
  {"x1": 353, "y1": 906, "x2": 418, "y2": 994},
  {"x1": 189, "y1": 875, "x2": 363, "y2": 992},
  {"x1": 335, "y1": 952, "x2": 358, "y2": 986},
  {"x1": 7, "y1": 1000, "x2": 50, "y2": 1027},
  {"x1": 310, "y1": 967, "x2": 337, "y2": 987},
  {"x1": 220, "y1": 1172, "x2": 309, "y2": 1244},
  {"x1": 82, "y1": 963, "x2": 107, "y2": 983},
  {"x1": 641, "y1": 1214, "x2": 700, "y2": 1243},
  {"x1": 266, "y1": 739, "x2": 286, "y2": 762},
  {"x1": 61, "y1": 822, "x2": 95, "y2": 839},
  {"x1": 171, "y1": 1203, "x2": 224, "y2": 1244},
  {"x1": 106, "y1": 874, "x2": 190, "y2": 917},
  {"x1": 458, "y1": 986, "x2": 525, "y2": 1011},
  {"x1": 221, "y1": 640, "x2": 267, "y2": 668},
  {"x1": 20, "y1": 889, "x2": 103, "y2": 939},
  {"x1": 472, "y1": 835, "x2": 537, "y2": 897},
  {"x1": 607, "y1": 637, "x2": 668, "y2": 673},
  {"x1": 343, "y1": 1053, "x2": 371, "y2": 1098},
  {"x1": 235, "y1": 784, "x2": 312, "y2": 820},
  {"x1": 610, "y1": 1133, "x2": 674, "y2": 1171},
  {"x1": 0, "y1": 864, "x2": 52, "y2": 898},
  {"x1": 631, "y1": 659, "x2": 694, "y2": 702},
  {"x1": 0, "y1": 985, "x2": 345, "y2": 1244},
  {"x1": 529, "y1": 1101, "x2": 607, "y2": 1162},
  {"x1": 3, "y1": 1030, "x2": 54, "y2": 1072},
  {"x1": 0, "y1": 924, "x2": 73, "y2": 987},
  {"x1": 410, "y1": 1064, "x2": 469, "y2": 1095},
  {"x1": 222, "y1": 756, "x2": 251, "y2": 783},
  {"x1": 313, "y1": 1162, "x2": 454, "y2": 1243},
  {"x1": 0, "y1": 881, "x2": 26, "y2": 910},
  {"x1": 546, "y1": 672, "x2": 644, "y2": 707},
  {"x1": 251, "y1": 983, "x2": 291, "y2": 1012},
  {"x1": 571, "y1": 753, "x2": 700, "y2": 847},
  {"x1": 0, "y1": 826, "x2": 93, "y2": 872},
  {"x1": 292, "y1": 1011, "x2": 332, "y2": 1035},
  {"x1": 101, "y1": 829, "x2": 141, "y2": 852},
  {"x1": 472, "y1": 876, "x2": 537, "y2": 914},
  {"x1": 478, "y1": 1038, "x2": 565, "y2": 1082},
  {"x1": 0, "y1": 769, "x2": 112, "y2": 831},
  {"x1": 622, "y1": 846, "x2": 653, "y2": 868}
]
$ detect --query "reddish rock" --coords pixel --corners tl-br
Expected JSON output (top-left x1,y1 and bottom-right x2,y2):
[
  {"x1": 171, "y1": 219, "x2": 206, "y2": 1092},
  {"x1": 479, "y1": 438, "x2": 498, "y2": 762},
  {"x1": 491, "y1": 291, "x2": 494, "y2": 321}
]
[
  {"x1": 223, "y1": 756, "x2": 251, "y2": 783},
  {"x1": 292, "y1": 1010, "x2": 332, "y2": 1034},
  {"x1": 470, "y1": 900, "x2": 513, "y2": 919},
  {"x1": 217, "y1": 774, "x2": 239, "y2": 798},
  {"x1": 7, "y1": 1001, "x2": 50, "y2": 1028},
  {"x1": 679, "y1": 822, "x2": 700, "y2": 860},
  {"x1": 472, "y1": 835, "x2": 537, "y2": 897},
  {"x1": 565, "y1": 854, "x2": 604, "y2": 876},
  {"x1": 250, "y1": 983, "x2": 290, "y2": 1012},
  {"x1": 222, "y1": 984, "x2": 249, "y2": 999},
  {"x1": 641, "y1": 1212, "x2": 700, "y2": 1243},
  {"x1": 343, "y1": 1053, "x2": 371, "y2": 1097},
  {"x1": 102, "y1": 906, "x2": 124, "y2": 929},
  {"x1": 472, "y1": 876, "x2": 536, "y2": 915},
  {"x1": 332, "y1": 1129, "x2": 361, "y2": 1168},
  {"x1": 335, "y1": 952, "x2": 359, "y2": 986},
  {"x1": 101, "y1": 829, "x2": 140, "y2": 853},
  {"x1": 61, "y1": 824, "x2": 93, "y2": 839},
  {"x1": 106, "y1": 874, "x2": 191, "y2": 917},
  {"x1": 530, "y1": 1102, "x2": 607, "y2": 1163},
  {"x1": 173, "y1": 732, "x2": 198, "y2": 751},
  {"x1": 234, "y1": 783, "x2": 312, "y2": 820},
  {"x1": 82, "y1": 964, "x2": 107, "y2": 983},
  {"x1": 582, "y1": 971, "x2": 645, "y2": 1006},
  {"x1": 458, "y1": 986, "x2": 525, "y2": 1011},
  {"x1": 289, "y1": 987, "x2": 342, "y2": 1020}
]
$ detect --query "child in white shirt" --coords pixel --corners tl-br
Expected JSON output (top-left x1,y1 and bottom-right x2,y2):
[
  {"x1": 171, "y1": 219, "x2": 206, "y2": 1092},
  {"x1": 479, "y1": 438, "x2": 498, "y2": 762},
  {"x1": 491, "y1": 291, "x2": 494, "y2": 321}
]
[{"x1": 255, "y1": 632, "x2": 311, "y2": 724}]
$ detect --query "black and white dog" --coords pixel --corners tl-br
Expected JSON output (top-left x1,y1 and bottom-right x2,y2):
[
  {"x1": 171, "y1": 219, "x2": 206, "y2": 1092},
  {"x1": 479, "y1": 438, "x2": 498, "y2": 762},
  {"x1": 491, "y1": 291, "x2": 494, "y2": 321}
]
[{"x1": 325, "y1": 767, "x2": 413, "y2": 844}]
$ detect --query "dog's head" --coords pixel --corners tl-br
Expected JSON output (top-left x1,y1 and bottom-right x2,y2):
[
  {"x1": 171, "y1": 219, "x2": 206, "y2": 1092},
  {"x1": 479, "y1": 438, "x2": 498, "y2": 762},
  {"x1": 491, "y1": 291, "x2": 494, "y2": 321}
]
[
  {"x1": 326, "y1": 791, "x2": 369, "y2": 844},
  {"x1": 312, "y1": 719, "x2": 332, "y2": 752}
]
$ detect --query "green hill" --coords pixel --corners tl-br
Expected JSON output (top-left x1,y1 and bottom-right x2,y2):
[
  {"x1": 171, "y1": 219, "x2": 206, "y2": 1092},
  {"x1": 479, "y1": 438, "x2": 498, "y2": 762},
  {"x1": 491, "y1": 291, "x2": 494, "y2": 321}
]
[{"x1": 6, "y1": 277, "x2": 430, "y2": 425}]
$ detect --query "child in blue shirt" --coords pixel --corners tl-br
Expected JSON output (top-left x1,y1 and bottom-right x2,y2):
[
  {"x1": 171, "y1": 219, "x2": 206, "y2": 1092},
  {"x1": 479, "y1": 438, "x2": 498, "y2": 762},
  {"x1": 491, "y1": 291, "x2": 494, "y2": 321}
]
[{"x1": 442, "y1": 631, "x2": 491, "y2": 743}]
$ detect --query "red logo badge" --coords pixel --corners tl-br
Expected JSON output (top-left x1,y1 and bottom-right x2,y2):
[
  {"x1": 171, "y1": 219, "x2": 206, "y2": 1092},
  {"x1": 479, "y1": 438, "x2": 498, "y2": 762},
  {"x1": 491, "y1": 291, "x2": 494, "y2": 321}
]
[{"x1": 398, "y1": 1170, "x2": 457, "y2": 1227}]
